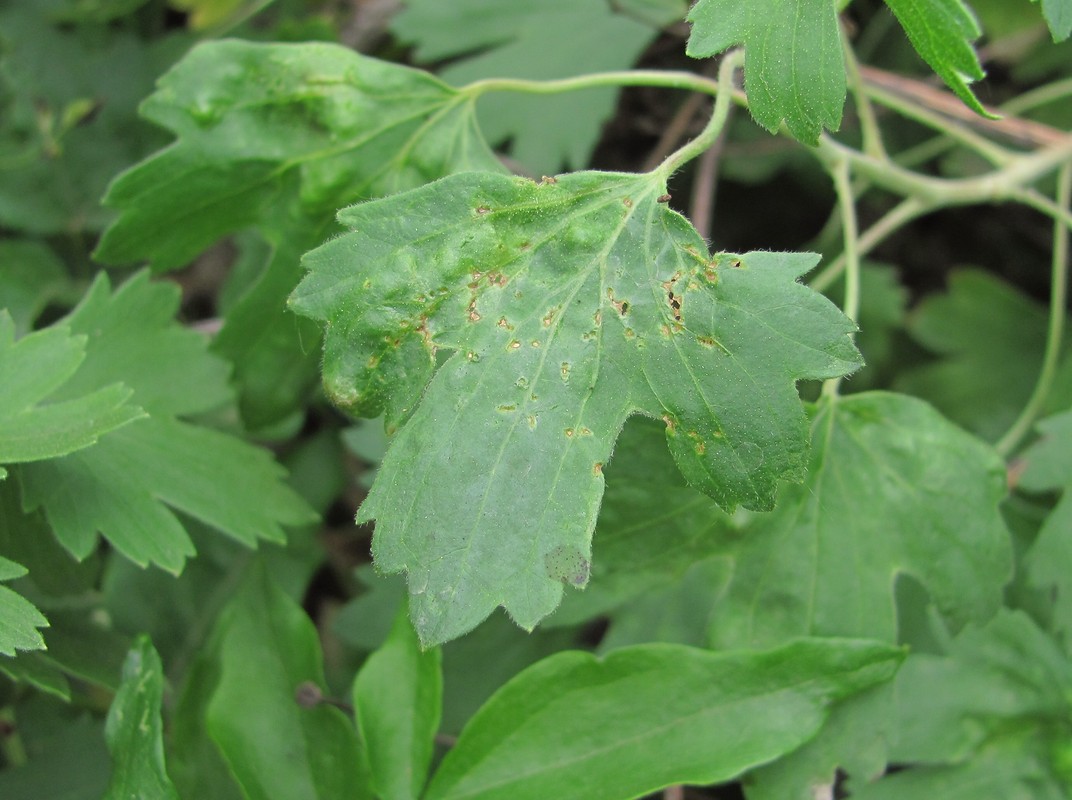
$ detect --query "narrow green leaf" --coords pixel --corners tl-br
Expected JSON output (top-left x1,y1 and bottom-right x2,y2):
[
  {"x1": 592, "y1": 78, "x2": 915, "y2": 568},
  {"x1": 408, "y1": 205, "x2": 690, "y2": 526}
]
[
  {"x1": 710, "y1": 392, "x2": 1012, "y2": 649},
  {"x1": 0, "y1": 313, "x2": 145, "y2": 467},
  {"x1": 291, "y1": 170, "x2": 860, "y2": 645},
  {"x1": 0, "y1": 555, "x2": 48, "y2": 656},
  {"x1": 103, "y1": 636, "x2": 179, "y2": 800},
  {"x1": 1032, "y1": 0, "x2": 1072, "y2": 40},
  {"x1": 424, "y1": 638, "x2": 902, "y2": 800},
  {"x1": 353, "y1": 602, "x2": 443, "y2": 800},
  {"x1": 686, "y1": 0, "x2": 845, "y2": 143},
  {"x1": 95, "y1": 40, "x2": 501, "y2": 271},
  {"x1": 207, "y1": 564, "x2": 372, "y2": 800},
  {"x1": 393, "y1": 0, "x2": 672, "y2": 171},
  {"x1": 883, "y1": 0, "x2": 996, "y2": 118}
]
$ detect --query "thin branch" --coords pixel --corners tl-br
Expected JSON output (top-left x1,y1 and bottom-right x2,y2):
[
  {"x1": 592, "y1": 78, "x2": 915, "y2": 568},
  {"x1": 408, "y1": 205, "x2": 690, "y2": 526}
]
[{"x1": 996, "y1": 163, "x2": 1072, "y2": 457}]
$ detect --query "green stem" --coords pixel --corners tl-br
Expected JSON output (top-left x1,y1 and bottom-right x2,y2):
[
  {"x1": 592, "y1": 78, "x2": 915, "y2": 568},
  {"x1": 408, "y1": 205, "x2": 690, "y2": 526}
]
[
  {"x1": 822, "y1": 157, "x2": 862, "y2": 399},
  {"x1": 655, "y1": 50, "x2": 745, "y2": 179},
  {"x1": 861, "y1": 82, "x2": 1013, "y2": 167},
  {"x1": 810, "y1": 197, "x2": 930, "y2": 293},
  {"x1": 1002, "y1": 77, "x2": 1072, "y2": 116},
  {"x1": 464, "y1": 69, "x2": 722, "y2": 104},
  {"x1": 843, "y1": 36, "x2": 886, "y2": 161},
  {"x1": 996, "y1": 163, "x2": 1072, "y2": 458}
]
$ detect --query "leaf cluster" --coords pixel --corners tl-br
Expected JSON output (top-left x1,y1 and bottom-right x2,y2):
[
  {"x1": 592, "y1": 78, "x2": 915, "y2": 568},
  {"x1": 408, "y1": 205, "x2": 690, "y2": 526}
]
[{"x1": 2, "y1": 0, "x2": 1072, "y2": 798}]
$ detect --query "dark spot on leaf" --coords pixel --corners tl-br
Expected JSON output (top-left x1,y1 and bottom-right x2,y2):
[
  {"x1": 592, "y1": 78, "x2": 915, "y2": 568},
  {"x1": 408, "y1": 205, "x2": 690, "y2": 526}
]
[
  {"x1": 476, "y1": 206, "x2": 491, "y2": 215},
  {"x1": 544, "y1": 545, "x2": 590, "y2": 586}
]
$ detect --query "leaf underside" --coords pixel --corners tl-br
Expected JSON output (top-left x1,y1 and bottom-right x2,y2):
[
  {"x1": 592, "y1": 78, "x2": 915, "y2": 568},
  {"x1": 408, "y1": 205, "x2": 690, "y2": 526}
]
[{"x1": 291, "y1": 169, "x2": 860, "y2": 645}]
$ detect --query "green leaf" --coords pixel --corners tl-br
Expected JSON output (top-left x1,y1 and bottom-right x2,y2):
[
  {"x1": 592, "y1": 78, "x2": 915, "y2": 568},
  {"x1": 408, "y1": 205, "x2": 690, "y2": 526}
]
[
  {"x1": 1032, "y1": 0, "x2": 1072, "y2": 40},
  {"x1": 19, "y1": 417, "x2": 313, "y2": 571},
  {"x1": 0, "y1": 312, "x2": 144, "y2": 468},
  {"x1": 55, "y1": 271, "x2": 231, "y2": 417},
  {"x1": 353, "y1": 603, "x2": 442, "y2": 800},
  {"x1": 883, "y1": 0, "x2": 996, "y2": 118},
  {"x1": 896, "y1": 270, "x2": 1072, "y2": 442},
  {"x1": 290, "y1": 170, "x2": 861, "y2": 645},
  {"x1": 0, "y1": 5, "x2": 177, "y2": 234},
  {"x1": 552, "y1": 415, "x2": 733, "y2": 627},
  {"x1": 103, "y1": 636, "x2": 179, "y2": 800},
  {"x1": 1020, "y1": 408, "x2": 1072, "y2": 642},
  {"x1": 424, "y1": 638, "x2": 902, "y2": 800},
  {"x1": 0, "y1": 240, "x2": 72, "y2": 335},
  {"x1": 16, "y1": 272, "x2": 315, "y2": 572},
  {"x1": 685, "y1": 0, "x2": 845, "y2": 144},
  {"x1": 0, "y1": 555, "x2": 48, "y2": 656},
  {"x1": 850, "y1": 611, "x2": 1072, "y2": 796},
  {"x1": 393, "y1": 0, "x2": 673, "y2": 172},
  {"x1": 709, "y1": 392, "x2": 1011, "y2": 649},
  {"x1": 95, "y1": 39, "x2": 501, "y2": 271},
  {"x1": 206, "y1": 564, "x2": 372, "y2": 800}
]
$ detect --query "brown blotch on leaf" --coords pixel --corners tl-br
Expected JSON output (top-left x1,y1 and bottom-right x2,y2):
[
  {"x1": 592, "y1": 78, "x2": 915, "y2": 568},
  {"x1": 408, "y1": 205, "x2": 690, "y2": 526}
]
[
  {"x1": 657, "y1": 193, "x2": 671, "y2": 203},
  {"x1": 497, "y1": 404, "x2": 517, "y2": 412},
  {"x1": 541, "y1": 175, "x2": 558, "y2": 184},
  {"x1": 622, "y1": 197, "x2": 633, "y2": 208},
  {"x1": 564, "y1": 427, "x2": 575, "y2": 438},
  {"x1": 593, "y1": 462, "x2": 603, "y2": 475},
  {"x1": 663, "y1": 414, "x2": 677, "y2": 434},
  {"x1": 476, "y1": 206, "x2": 491, "y2": 215}
]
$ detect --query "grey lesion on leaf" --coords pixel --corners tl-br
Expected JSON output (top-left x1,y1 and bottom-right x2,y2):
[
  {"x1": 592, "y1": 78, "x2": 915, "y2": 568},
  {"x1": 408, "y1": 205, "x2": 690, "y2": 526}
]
[{"x1": 543, "y1": 545, "x2": 590, "y2": 587}]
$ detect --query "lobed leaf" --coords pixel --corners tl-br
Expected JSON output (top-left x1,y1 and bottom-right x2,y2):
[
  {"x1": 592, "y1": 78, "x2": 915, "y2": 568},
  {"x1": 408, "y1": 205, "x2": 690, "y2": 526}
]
[
  {"x1": 686, "y1": 0, "x2": 846, "y2": 144},
  {"x1": 291, "y1": 169, "x2": 860, "y2": 645},
  {"x1": 424, "y1": 638, "x2": 902, "y2": 800},
  {"x1": 0, "y1": 312, "x2": 144, "y2": 471},
  {"x1": 0, "y1": 555, "x2": 48, "y2": 657},
  {"x1": 16, "y1": 272, "x2": 314, "y2": 572},
  {"x1": 709, "y1": 391, "x2": 1012, "y2": 649},
  {"x1": 103, "y1": 636, "x2": 179, "y2": 800},
  {"x1": 883, "y1": 0, "x2": 996, "y2": 118},
  {"x1": 1032, "y1": 0, "x2": 1072, "y2": 40},
  {"x1": 95, "y1": 39, "x2": 501, "y2": 271}
]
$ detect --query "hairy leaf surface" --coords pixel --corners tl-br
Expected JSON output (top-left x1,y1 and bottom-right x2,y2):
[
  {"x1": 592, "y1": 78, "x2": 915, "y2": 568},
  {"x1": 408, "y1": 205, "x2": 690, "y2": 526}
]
[
  {"x1": 103, "y1": 636, "x2": 179, "y2": 800},
  {"x1": 424, "y1": 638, "x2": 901, "y2": 800},
  {"x1": 291, "y1": 169, "x2": 860, "y2": 645},
  {"x1": 686, "y1": 0, "x2": 845, "y2": 143},
  {"x1": 709, "y1": 392, "x2": 1012, "y2": 649},
  {"x1": 883, "y1": 0, "x2": 993, "y2": 117}
]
